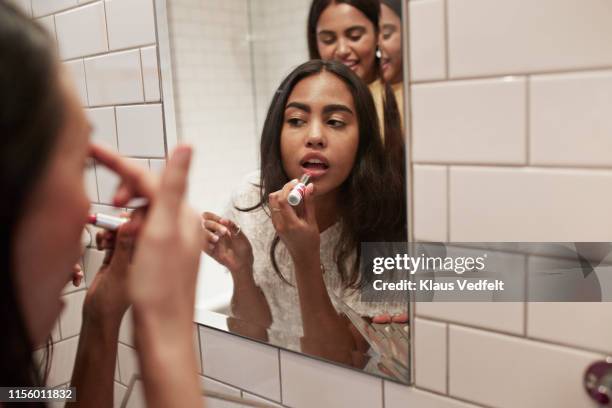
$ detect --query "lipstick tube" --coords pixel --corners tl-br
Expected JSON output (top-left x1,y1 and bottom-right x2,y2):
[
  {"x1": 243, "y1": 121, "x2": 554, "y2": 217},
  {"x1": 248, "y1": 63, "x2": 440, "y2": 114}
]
[
  {"x1": 287, "y1": 174, "x2": 311, "y2": 207},
  {"x1": 88, "y1": 213, "x2": 128, "y2": 231}
]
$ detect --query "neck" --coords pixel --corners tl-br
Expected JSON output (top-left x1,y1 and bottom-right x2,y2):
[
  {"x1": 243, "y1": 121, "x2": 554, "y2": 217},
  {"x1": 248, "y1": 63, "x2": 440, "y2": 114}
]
[{"x1": 313, "y1": 190, "x2": 340, "y2": 232}]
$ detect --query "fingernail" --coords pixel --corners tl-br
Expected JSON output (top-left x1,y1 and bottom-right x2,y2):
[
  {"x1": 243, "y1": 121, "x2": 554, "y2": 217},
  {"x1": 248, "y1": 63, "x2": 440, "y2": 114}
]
[
  {"x1": 211, "y1": 234, "x2": 219, "y2": 243},
  {"x1": 175, "y1": 145, "x2": 192, "y2": 162},
  {"x1": 220, "y1": 227, "x2": 228, "y2": 235}
]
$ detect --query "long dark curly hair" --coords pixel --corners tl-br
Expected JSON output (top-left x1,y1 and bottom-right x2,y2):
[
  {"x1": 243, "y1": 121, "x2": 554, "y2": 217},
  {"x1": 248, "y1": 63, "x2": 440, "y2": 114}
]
[{"x1": 239, "y1": 60, "x2": 406, "y2": 289}]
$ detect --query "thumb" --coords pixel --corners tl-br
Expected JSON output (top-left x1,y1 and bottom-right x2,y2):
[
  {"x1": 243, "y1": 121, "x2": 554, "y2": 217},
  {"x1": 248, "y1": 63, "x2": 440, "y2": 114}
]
[
  {"x1": 303, "y1": 183, "x2": 316, "y2": 225},
  {"x1": 153, "y1": 145, "x2": 192, "y2": 219},
  {"x1": 109, "y1": 221, "x2": 136, "y2": 270}
]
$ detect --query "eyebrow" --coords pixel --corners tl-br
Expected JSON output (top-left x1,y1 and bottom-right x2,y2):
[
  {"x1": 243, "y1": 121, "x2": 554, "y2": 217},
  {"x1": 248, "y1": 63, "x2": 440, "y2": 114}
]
[
  {"x1": 382, "y1": 24, "x2": 397, "y2": 31},
  {"x1": 323, "y1": 104, "x2": 353, "y2": 115},
  {"x1": 286, "y1": 102, "x2": 310, "y2": 113}
]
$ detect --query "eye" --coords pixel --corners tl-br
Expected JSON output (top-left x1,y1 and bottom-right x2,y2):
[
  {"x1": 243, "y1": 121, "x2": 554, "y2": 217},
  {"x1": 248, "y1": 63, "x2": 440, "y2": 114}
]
[
  {"x1": 327, "y1": 119, "x2": 346, "y2": 128},
  {"x1": 348, "y1": 33, "x2": 363, "y2": 42},
  {"x1": 288, "y1": 118, "x2": 306, "y2": 127},
  {"x1": 318, "y1": 33, "x2": 336, "y2": 45}
]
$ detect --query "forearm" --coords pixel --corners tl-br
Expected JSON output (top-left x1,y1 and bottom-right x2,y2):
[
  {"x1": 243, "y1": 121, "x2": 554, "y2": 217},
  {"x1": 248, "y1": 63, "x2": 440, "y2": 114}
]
[
  {"x1": 230, "y1": 266, "x2": 272, "y2": 329},
  {"x1": 67, "y1": 316, "x2": 121, "y2": 408},
  {"x1": 133, "y1": 311, "x2": 202, "y2": 408}
]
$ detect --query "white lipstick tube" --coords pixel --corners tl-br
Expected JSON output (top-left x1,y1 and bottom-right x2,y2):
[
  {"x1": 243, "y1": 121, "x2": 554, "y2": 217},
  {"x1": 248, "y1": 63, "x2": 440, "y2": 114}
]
[
  {"x1": 287, "y1": 174, "x2": 311, "y2": 207},
  {"x1": 88, "y1": 213, "x2": 128, "y2": 231}
]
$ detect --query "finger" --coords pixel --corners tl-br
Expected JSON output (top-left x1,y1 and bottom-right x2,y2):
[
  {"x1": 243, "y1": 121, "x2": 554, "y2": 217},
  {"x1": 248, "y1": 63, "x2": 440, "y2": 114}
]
[
  {"x1": 152, "y1": 145, "x2": 192, "y2": 220},
  {"x1": 90, "y1": 144, "x2": 157, "y2": 205},
  {"x1": 202, "y1": 220, "x2": 229, "y2": 237},
  {"x1": 202, "y1": 211, "x2": 222, "y2": 223},
  {"x1": 109, "y1": 222, "x2": 136, "y2": 269},
  {"x1": 302, "y1": 183, "x2": 316, "y2": 225},
  {"x1": 219, "y1": 218, "x2": 242, "y2": 237},
  {"x1": 372, "y1": 313, "x2": 392, "y2": 324},
  {"x1": 268, "y1": 192, "x2": 283, "y2": 230},
  {"x1": 203, "y1": 229, "x2": 220, "y2": 244},
  {"x1": 391, "y1": 313, "x2": 409, "y2": 323}
]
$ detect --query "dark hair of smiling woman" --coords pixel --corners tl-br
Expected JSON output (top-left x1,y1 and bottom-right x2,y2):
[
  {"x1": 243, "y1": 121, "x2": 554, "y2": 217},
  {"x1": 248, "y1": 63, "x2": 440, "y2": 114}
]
[
  {"x1": 239, "y1": 60, "x2": 406, "y2": 289},
  {"x1": 0, "y1": 2, "x2": 63, "y2": 393},
  {"x1": 307, "y1": 0, "x2": 381, "y2": 60}
]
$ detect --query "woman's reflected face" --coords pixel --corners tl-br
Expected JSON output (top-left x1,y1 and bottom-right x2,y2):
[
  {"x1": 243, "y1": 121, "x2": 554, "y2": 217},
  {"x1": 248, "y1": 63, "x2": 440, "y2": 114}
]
[
  {"x1": 379, "y1": 3, "x2": 402, "y2": 84},
  {"x1": 280, "y1": 71, "x2": 359, "y2": 198},
  {"x1": 316, "y1": 3, "x2": 378, "y2": 84}
]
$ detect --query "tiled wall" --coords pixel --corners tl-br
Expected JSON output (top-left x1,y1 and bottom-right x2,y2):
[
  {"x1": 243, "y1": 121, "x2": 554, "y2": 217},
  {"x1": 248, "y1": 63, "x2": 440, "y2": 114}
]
[{"x1": 12, "y1": 0, "x2": 166, "y2": 406}]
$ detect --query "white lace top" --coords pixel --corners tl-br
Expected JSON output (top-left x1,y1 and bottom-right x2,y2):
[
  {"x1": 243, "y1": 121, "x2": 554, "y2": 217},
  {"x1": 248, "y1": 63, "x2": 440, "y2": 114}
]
[{"x1": 224, "y1": 172, "x2": 406, "y2": 350}]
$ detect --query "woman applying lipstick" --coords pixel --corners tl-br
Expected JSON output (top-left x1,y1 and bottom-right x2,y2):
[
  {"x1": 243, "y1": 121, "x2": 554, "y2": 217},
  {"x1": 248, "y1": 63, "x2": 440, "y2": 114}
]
[{"x1": 202, "y1": 60, "x2": 406, "y2": 367}]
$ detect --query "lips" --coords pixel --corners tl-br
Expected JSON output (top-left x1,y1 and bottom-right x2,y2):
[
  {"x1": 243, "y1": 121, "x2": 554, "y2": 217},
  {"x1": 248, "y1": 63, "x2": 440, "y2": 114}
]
[
  {"x1": 300, "y1": 153, "x2": 330, "y2": 178},
  {"x1": 341, "y1": 60, "x2": 359, "y2": 71}
]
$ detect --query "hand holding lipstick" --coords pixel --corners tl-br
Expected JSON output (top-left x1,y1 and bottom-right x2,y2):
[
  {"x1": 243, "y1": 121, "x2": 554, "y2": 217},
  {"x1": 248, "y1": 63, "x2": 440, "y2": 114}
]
[{"x1": 269, "y1": 178, "x2": 319, "y2": 264}]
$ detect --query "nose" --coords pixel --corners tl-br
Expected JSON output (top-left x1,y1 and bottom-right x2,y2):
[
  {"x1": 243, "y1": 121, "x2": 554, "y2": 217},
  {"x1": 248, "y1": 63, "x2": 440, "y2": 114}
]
[
  {"x1": 305, "y1": 121, "x2": 326, "y2": 149},
  {"x1": 336, "y1": 38, "x2": 351, "y2": 59}
]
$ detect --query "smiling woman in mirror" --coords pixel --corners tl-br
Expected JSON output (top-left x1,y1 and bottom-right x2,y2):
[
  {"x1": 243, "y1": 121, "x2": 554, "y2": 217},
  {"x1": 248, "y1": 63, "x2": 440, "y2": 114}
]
[{"x1": 201, "y1": 60, "x2": 406, "y2": 368}]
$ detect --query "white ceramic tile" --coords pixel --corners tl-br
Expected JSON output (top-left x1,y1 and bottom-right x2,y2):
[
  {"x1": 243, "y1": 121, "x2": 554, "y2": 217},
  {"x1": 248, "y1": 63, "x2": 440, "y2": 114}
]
[
  {"x1": 413, "y1": 165, "x2": 447, "y2": 242},
  {"x1": 63, "y1": 59, "x2": 88, "y2": 106},
  {"x1": 193, "y1": 326, "x2": 202, "y2": 374},
  {"x1": 85, "y1": 161, "x2": 99, "y2": 202},
  {"x1": 51, "y1": 320, "x2": 61, "y2": 342},
  {"x1": 200, "y1": 326, "x2": 281, "y2": 401},
  {"x1": 114, "y1": 382, "x2": 128, "y2": 408},
  {"x1": 530, "y1": 70, "x2": 612, "y2": 167},
  {"x1": 412, "y1": 77, "x2": 526, "y2": 164},
  {"x1": 46, "y1": 336, "x2": 79, "y2": 386},
  {"x1": 116, "y1": 104, "x2": 165, "y2": 158},
  {"x1": 105, "y1": 0, "x2": 156, "y2": 50},
  {"x1": 141, "y1": 46, "x2": 161, "y2": 102},
  {"x1": 119, "y1": 308, "x2": 134, "y2": 347},
  {"x1": 242, "y1": 392, "x2": 283, "y2": 407},
  {"x1": 447, "y1": 0, "x2": 612, "y2": 78},
  {"x1": 79, "y1": 0, "x2": 97, "y2": 3},
  {"x1": 55, "y1": 2, "x2": 108, "y2": 60},
  {"x1": 83, "y1": 248, "x2": 105, "y2": 287},
  {"x1": 125, "y1": 379, "x2": 146, "y2": 408},
  {"x1": 86, "y1": 107, "x2": 118, "y2": 151},
  {"x1": 409, "y1": 0, "x2": 446, "y2": 81},
  {"x1": 10, "y1": 0, "x2": 33, "y2": 16},
  {"x1": 200, "y1": 376, "x2": 243, "y2": 408},
  {"x1": 414, "y1": 318, "x2": 447, "y2": 393},
  {"x1": 449, "y1": 325, "x2": 603, "y2": 408},
  {"x1": 115, "y1": 357, "x2": 120, "y2": 381},
  {"x1": 85, "y1": 50, "x2": 144, "y2": 106},
  {"x1": 149, "y1": 159, "x2": 166, "y2": 174},
  {"x1": 36, "y1": 15, "x2": 56, "y2": 39},
  {"x1": 280, "y1": 350, "x2": 382, "y2": 408},
  {"x1": 118, "y1": 343, "x2": 140, "y2": 385},
  {"x1": 32, "y1": 0, "x2": 76, "y2": 17},
  {"x1": 59, "y1": 289, "x2": 86, "y2": 338},
  {"x1": 384, "y1": 382, "x2": 478, "y2": 408},
  {"x1": 95, "y1": 162, "x2": 120, "y2": 205},
  {"x1": 449, "y1": 166, "x2": 612, "y2": 241}
]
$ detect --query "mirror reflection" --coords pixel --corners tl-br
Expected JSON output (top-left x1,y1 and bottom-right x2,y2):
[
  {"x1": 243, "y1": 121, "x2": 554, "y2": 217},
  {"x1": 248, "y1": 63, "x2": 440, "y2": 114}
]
[{"x1": 163, "y1": 0, "x2": 409, "y2": 382}]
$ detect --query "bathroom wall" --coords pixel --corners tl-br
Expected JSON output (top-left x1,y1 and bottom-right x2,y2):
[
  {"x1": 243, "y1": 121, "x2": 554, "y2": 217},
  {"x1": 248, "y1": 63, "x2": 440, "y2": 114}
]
[{"x1": 12, "y1": 0, "x2": 165, "y2": 405}]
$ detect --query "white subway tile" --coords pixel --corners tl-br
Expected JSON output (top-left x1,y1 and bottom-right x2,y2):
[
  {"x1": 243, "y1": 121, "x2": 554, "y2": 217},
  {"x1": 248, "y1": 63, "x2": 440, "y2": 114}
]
[
  {"x1": 413, "y1": 165, "x2": 447, "y2": 242},
  {"x1": 85, "y1": 50, "x2": 144, "y2": 106},
  {"x1": 384, "y1": 382, "x2": 478, "y2": 408},
  {"x1": 280, "y1": 350, "x2": 382, "y2": 408},
  {"x1": 148, "y1": 159, "x2": 166, "y2": 174},
  {"x1": 95, "y1": 162, "x2": 120, "y2": 205},
  {"x1": 447, "y1": 0, "x2": 612, "y2": 77},
  {"x1": 530, "y1": 70, "x2": 612, "y2": 167},
  {"x1": 193, "y1": 326, "x2": 202, "y2": 374},
  {"x1": 409, "y1": 0, "x2": 446, "y2": 81},
  {"x1": 141, "y1": 46, "x2": 161, "y2": 102},
  {"x1": 59, "y1": 290, "x2": 86, "y2": 338},
  {"x1": 200, "y1": 376, "x2": 243, "y2": 408},
  {"x1": 63, "y1": 59, "x2": 88, "y2": 106},
  {"x1": 83, "y1": 248, "x2": 105, "y2": 287},
  {"x1": 118, "y1": 343, "x2": 140, "y2": 385},
  {"x1": 119, "y1": 308, "x2": 134, "y2": 347},
  {"x1": 85, "y1": 161, "x2": 99, "y2": 202},
  {"x1": 200, "y1": 326, "x2": 281, "y2": 402},
  {"x1": 448, "y1": 325, "x2": 603, "y2": 408},
  {"x1": 51, "y1": 320, "x2": 61, "y2": 342},
  {"x1": 10, "y1": 0, "x2": 33, "y2": 16},
  {"x1": 412, "y1": 78, "x2": 526, "y2": 164},
  {"x1": 242, "y1": 392, "x2": 283, "y2": 407},
  {"x1": 116, "y1": 104, "x2": 165, "y2": 158},
  {"x1": 105, "y1": 0, "x2": 156, "y2": 50},
  {"x1": 55, "y1": 2, "x2": 108, "y2": 60},
  {"x1": 124, "y1": 379, "x2": 146, "y2": 408},
  {"x1": 36, "y1": 15, "x2": 56, "y2": 39},
  {"x1": 46, "y1": 336, "x2": 79, "y2": 386},
  {"x1": 115, "y1": 357, "x2": 119, "y2": 381},
  {"x1": 114, "y1": 382, "x2": 128, "y2": 408},
  {"x1": 32, "y1": 0, "x2": 76, "y2": 17},
  {"x1": 414, "y1": 318, "x2": 447, "y2": 393},
  {"x1": 449, "y1": 166, "x2": 612, "y2": 241},
  {"x1": 86, "y1": 107, "x2": 118, "y2": 151}
]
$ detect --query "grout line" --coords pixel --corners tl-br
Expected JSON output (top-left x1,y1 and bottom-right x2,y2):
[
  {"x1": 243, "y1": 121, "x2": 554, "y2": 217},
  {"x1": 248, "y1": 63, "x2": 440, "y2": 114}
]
[
  {"x1": 415, "y1": 315, "x2": 611, "y2": 357},
  {"x1": 446, "y1": 166, "x2": 450, "y2": 242},
  {"x1": 196, "y1": 326, "x2": 203, "y2": 374},
  {"x1": 523, "y1": 255, "x2": 529, "y2": 337},
  {"x1": 116, "y1": 354, "x2": 123, "y2": 385},
  {"x1": 89, "y1": 101, "x2": 161, "y2": 109},
  {"x1": 101, "y1": 0, "x2": 111, "y2": 52},
  {"x1": 413, "y1": 384, "x2": 492, "y2": 408},
  {"x1": 381, "y1": 378, "x2": 385, "y2": 408},
  {"x1": 33, "y1": 1, "x2": 103, "y2": 19},
  {"x1": 113, "y1": 106, "x2": 121, "y2": 153},
  {"x1": 412, "y1": 161, "x2": 612, "y2": 172},
  {"x1": 277, "y1": 349, "x2": 284, "y2": 405},
  {"x1": 443, "y1": 0, "x2": 450, "y2": 79},
  {"x1": 412, "y1": 65, "x2": 612, "y2": 85},
  {"x1": 61, "y1": 43, "x2": 157, "y2": 64},
  {"x1": 138, "y1": 48, "x2": 147, "y2": 100},
  {"x1": 81, "y1": 58, "x2": 91, "y2": 107},
  {"x1": 525, "y1": 76, "x2": 531, "y2": 165}
]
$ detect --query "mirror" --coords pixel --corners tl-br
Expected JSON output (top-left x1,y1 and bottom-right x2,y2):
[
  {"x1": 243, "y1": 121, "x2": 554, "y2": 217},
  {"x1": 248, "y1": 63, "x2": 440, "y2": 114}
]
[{"x1": 157, "y1": 0, "x2": 410, "y2": 382}]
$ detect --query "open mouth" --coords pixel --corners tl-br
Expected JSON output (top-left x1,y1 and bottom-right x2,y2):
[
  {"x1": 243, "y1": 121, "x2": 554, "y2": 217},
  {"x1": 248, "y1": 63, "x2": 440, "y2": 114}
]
[
  {"x1": 300, "y1": 156, "x2": 330, "y2": 177},
  {"x1": 341, "y1": 60, "x2": 359, "y2": 71}
]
